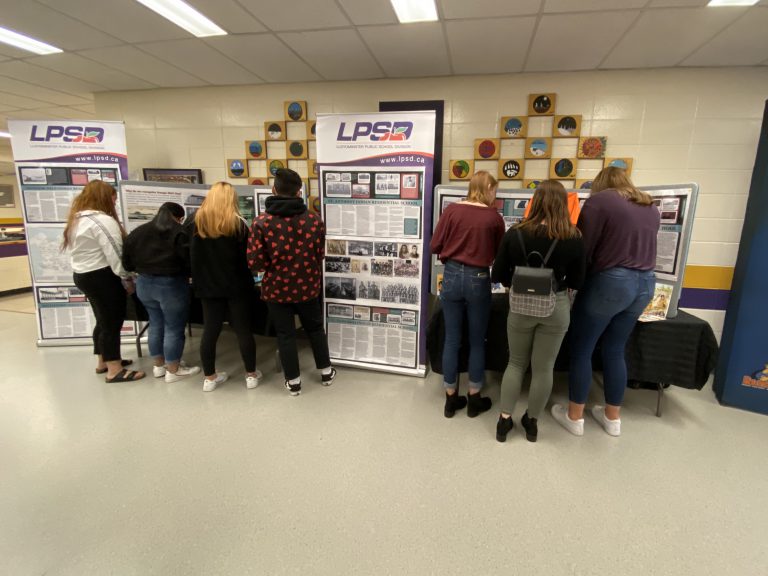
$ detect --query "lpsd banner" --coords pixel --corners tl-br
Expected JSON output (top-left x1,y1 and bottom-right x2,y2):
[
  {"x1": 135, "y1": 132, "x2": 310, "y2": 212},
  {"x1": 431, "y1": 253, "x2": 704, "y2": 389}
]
[
  {"x1": 316, "y1": 112, "x2": 436, "y2": 377},
  {"x1": 8, "y1": 119, "x2": 130, "y2": 346}
]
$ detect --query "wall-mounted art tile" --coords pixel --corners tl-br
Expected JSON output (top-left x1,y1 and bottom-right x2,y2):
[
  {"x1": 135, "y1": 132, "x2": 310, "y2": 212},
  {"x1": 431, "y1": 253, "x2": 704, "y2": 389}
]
[
  {"x1": 525, "y1": 137, "x2": 552, "y2": 159},
  {"x1": 575, "y1": 179, "x2": 594, "y2": 190},
  {"x1": 245, "y1": 140, "x2": 267, "y2": 159},
  {"x1": 604, "y1": 157, "x2": 633, "y2": 176},
  {"x1": 577, "y1": 137, "x2": 607, "y2": 159},
  {"x1": 265, "y1": 121, "x2": 287, "y2": 141},
  {"x1": 498, "y1": 158, "x2": 525, "y2": 180},
  {"x1": 500, "y1": 116, "x2": 528, "y2": 139},
  {"x1": 528, "y1": 93, "x2": 557, "y2": 116},
  {"x1": 308, "y1": 160, "x2": 318, "y2": 178},
  {"x1": 268, "y1": 159, "x2": 285, "y2": 177},
  {"x1": 287, "y1": 140, "x2": 308, "y2": 160},
  {"x1": 474, "y1": 138, "x2": 500, "y2": 160},
  {"x1": 249, "y1": 178, "x2": 266, "y2": 186},
  {"x1": 550, "y1": 158, "x2": 578, "y2": 179},
  {"x1": 523, "y1": 180, "x2": 543, "y2": 190},
  {"x1": 284, "y1": 100, "x2": 307, "y2": 121},
  {"x1": 553, "y1": 115, "x2": 582, "y2": 138},
  {"x1": 307, "y1": 120, "x2": 316, "y2": 141},
  {"x1": 227, "y1": 159, "x2": 248, "y2": 178},
  {"x1": 449, "y1": 160, "x2": 474, "y2": 181}
]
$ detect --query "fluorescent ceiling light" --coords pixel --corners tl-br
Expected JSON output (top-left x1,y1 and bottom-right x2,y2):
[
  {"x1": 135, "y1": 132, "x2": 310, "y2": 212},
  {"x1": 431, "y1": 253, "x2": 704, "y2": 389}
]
[
  {"x1": 0, "y1": 26, "x2": 62, "y2": 55},
  {"x1": 0, "y1": 131, "x2": 11, "y2": 139},
  {"x1": 707, "y1": 0, "x2": 759, "y2": 6},
  {"x1": 135, "y1": 0, "x2": 227, "y2": 37},
  {"x1": 390, "y1": 0, "x2": 439, "y2": 23}
]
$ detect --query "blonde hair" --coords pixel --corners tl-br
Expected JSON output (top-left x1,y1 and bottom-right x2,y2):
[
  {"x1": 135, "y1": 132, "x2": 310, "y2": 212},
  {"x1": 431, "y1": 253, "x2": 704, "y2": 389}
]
[
  {"x1": 466, "y1": 171, "x2": 498, "y2": 207},
  {"x1": 516, "y1": 180, "x2": 580, "y2": 240},
  {"x1": 62, "y1": 180, "x2": 122, "y2": 250},
  {"x1": 591, "y1": 166, "x2": 652, "y2": 206},
  {"x1": 194, "y1": 182, "x2": 244, "y2": 239}
]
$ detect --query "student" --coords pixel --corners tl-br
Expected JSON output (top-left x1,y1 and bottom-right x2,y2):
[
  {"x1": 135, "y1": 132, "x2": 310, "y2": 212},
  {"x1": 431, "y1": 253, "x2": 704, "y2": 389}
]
[
  {"x1": 247, "y1": 168, "x2": 335, "y2": 396},
  {"x1": 123, "y1": 202, "x2": 200, "y2": 383},
  {"x1": 62, "y1": 180, "x2": 144, "y2": 382},
  {"x1": 189, "y1": 182, "x2": 262, "y2": 392},
  {"x1": 551, "y1": 167, "x2": 660, "y2": 437},
  {"x1": 492, "y1": 181, "x2": 585, "y2": 442},
  {"x1": 430, "y1": 171, "x2": 505, "y2": 419}
]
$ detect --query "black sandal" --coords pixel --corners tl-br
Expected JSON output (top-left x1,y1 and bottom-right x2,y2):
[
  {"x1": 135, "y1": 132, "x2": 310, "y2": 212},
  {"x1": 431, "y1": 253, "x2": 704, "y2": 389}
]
[
  {"x1": 96, "y1": 359, "x2": 133, "y2": 374},
  {"x1": 105, "y1": 369, "x2": 145, "y2": 383}
]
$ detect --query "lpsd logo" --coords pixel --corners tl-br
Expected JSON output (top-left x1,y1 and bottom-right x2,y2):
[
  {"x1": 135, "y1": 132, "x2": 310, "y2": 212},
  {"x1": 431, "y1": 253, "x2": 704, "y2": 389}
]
[
  {"x1": 337, "y1": 121, "x2": 413, "y2": 142},
  {"x1": 30, "y1": 125, "x2": 105, "y2": 143}
]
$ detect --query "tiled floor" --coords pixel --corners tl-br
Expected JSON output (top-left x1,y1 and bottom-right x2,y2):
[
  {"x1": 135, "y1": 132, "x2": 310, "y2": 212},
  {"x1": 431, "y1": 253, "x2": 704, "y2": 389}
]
[{"x1": 0, "y1": 294, "x2": 766, "y2": 575}]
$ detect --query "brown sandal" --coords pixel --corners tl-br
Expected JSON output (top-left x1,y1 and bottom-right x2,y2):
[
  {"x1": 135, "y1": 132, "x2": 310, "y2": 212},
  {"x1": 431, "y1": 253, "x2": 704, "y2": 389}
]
[{"x1": 105, "y1": 369, "x2": 145, "y2": 383}]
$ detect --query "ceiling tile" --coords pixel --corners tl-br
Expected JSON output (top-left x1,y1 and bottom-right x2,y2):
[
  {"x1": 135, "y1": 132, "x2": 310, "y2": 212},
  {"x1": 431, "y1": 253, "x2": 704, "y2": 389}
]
[
  {"x1": 238, "y1": 0, "x2": 350, "y2": 31},
  {"x1": 26, "y1": 54, "x2": 156, "y2": 91},
  {"x1": 683, "y1": 8, "x2": 768, "y2": 66},
  {"x1": 0, "y1": 77, "x2": 92, "y2": 106},
  {"x1": 602, "y1": 8, "x2": 746, "y2": 68},
  {"x1": 440, "y1": 0, "x2": 541, "y2": 18},
  {"x1": 187, "y1": 0, "x2": 267, "y2": 33},
  {"x1": 647, "y1": 0, "x2": 709, "y2": 6},
  {"x1": 0, "y1": 0, "x2": 122, "y2": 51},
  {"x1": 138, "y1": 39, "x2": 262, "y2": 85},
  {"x1": 0, "y1": 91, "x2": 57, "y2": 110},
  {"x1": 445, "y1": 17, "x2": 537, "y2": 75},
  {"x1": 544, "y1": 0, "x2": 646, "y2": 12},
  {"x1": 360, "y1": 23, "x2": 450, "y2": 77},
  {"x1": 337, "y1": 0, "x2": 398, "y2": 25},
  {"x1": 77, "y1": 46, "x2": 207, "y2": 88},
  {"x1": 0, "y1": 61, "x2": 108, "y2": 95},
  {"x1": 205, "y1": 35, "x2": 322, "y2": 83},
  {"x1": 526, "y1": 11, "x2": 640, "y2": 71},
  {"x1": 279, "y1": 30, "x2": 383, "y2": 80}
]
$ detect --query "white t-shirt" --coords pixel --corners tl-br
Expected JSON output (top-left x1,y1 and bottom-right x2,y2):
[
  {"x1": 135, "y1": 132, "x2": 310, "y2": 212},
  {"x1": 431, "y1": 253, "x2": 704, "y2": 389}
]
[{"x1": 69, "y1": 210, "x2": 128, "y2": 278}]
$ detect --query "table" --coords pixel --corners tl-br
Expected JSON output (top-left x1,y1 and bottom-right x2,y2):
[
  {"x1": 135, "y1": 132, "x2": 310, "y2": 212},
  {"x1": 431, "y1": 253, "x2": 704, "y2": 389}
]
[{"x1": 426, "y1": 294, "x2": 719, "y2": 416}]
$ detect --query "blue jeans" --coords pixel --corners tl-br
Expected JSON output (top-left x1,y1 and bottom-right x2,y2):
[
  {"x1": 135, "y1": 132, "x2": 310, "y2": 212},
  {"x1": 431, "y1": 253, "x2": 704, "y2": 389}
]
[
  {"x1": 440, "y1": 260, "x2": 492, "y2": 390},
  {"x1": 136, "y1": 275, "x2": 190, "y2": 364},
  {"x1": 568, "y1": 267, "x2": 655, "y2": 406}
]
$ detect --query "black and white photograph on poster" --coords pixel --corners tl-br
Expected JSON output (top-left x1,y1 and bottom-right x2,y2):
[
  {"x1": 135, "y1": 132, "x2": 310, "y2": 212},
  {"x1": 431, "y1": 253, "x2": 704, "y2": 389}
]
[
  {"x1": 399, "y1": 243, "x2": 420, "y2": 259},
  {"x1": 400, "y1": 173, "x2": 420, "y2": 199},
  {"x1": 325, "y1": 277, "x2": 357, "y2": 300},
  {"x1": 326, "y1": 181, "x2": 352, "y2": 198},
  {"x1": 374, "y1": 242, "x2": 398, "y2": 257},
  {"x1": 387, "y1": 313, "x2": 402, "y2": 324},
  {"x1": 340, "y1": 173, "x2": 352, "y2": 182},
  {"x1": 348, "y1": 240, "x2": 373, "y2": 256},
  {"x1": 184, "y1": 192, "x2": 206, "y2": 206},
  {"x1": 382, "y1": 282, "x2": 419, "y2": 305},
  {"x1": 354, "y1": 306, "x2": 371, "y2": 321},
  {"x1": 328, "y1": 303, "x2": 354, "y2": 319},
  {"x1": 326, "y1": 239, "x2": 346, "y2": 255},
  {"x1": 358, "y1": 280, "x2": 381, "y2": 300},
  {"x1": 394, "y1": 259, "x2": 419, "y2": 278},
  {"x1": 128, "y1": 205, "x2": 156, "y2": 222},
  {"x1": 351, "y1": 259, "x2": 369, "y2": 274},
  {"x1": 87, "y1": 169, "x2": 102, "y2": 182},
  {"x1": 185, "y1": 206, "x2": 198, "y2": 221},
  {"x1": 654, "y1": 197, "x2": 681, "y2": 224},
  {"x1": 325, "y1": 256, "x2": 351, "y2": 273},
  {"x1": 372, "y1": 312, "x2": 381, "y2": 322},
  {"x1": 357, "y1": 173, "x2": 371, "y2": 184},
  {"x1": 371, "y1": 259, "x2": 394, "y2": 276},
  {"x1": 325, "y1": 173, "x2": 341, "y2": 182},
  {"x1": 375, "y1": 173, "x2": 400, "y2": 196},
  {"x1": 401, "y1": 310, "x2": 417, "y2": 326},
  {"x1": 20, "y1": 167, "x2": 47, "y2": 184},
  {"x1": 352, "y1": 184, "x2": 370, "y2": 198}
]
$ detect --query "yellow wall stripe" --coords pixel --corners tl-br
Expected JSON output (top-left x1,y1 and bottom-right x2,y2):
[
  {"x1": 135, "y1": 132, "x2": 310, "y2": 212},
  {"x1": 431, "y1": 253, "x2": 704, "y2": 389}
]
[{"x1": 683, "y1": 265, "x2": 734, "y2": 290}]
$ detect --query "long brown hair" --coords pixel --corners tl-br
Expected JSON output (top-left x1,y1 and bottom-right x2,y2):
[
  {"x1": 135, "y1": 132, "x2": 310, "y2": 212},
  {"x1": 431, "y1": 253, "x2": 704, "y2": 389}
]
[
  {"x1": 465, "y1": 171, "x2": 497, "y2": 207},
  {"x1": 515, "y1": 180, "x2": 580, "y2": 240},
  {"x1": 194, "y1": 182, "x2": 243, "y2": 239},
  {"x1": 61, "y1": 180, "x2": 122, "y2": 250},
  {"x1": 591, "y1": 166, "x2": 652, "y2": 206}
]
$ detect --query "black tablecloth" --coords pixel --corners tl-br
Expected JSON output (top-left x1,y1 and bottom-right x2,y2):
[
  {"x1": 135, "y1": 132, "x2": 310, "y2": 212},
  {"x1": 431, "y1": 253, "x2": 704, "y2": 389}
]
[{"x1": 426, "y1": 294, "x2": 719, "y2": 390}]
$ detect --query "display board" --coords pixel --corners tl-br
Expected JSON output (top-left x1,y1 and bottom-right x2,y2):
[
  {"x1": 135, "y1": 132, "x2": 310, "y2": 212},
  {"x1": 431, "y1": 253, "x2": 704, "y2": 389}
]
[
  {"x1": 317, "y1": 111, "x2": 436, "y2": 377},
  {"x1": 8, "y1": 119, "x2": 133, "y2": 346},
  {"x1": 432, "y1": 183, "x2": 698, "y2": 318}
]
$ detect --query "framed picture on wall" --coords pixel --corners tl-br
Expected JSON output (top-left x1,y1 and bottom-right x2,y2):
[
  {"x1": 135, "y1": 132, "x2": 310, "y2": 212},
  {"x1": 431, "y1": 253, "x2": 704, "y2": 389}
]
[
  {"x1": 549, "y1": 158, "x2": 578, "y2": 179},
  {"x1": 498, "y1": 159, "x2": 525, "y2": 180},
  {"x1": 449, "y1": 160, "x2": 473, "y2": 181},
  {"x1": 528, "y1": 93, "x2": 557, "y2": 116},
  {"x1": 474, "y1": 138, "x2": 500, "y2": 160},
  {"x1": 500, "y1": 116, "x2": 528, "y2": 139},
  {"x1": 307, "y1": 120, "x2": 316, "y2": 140},
  {"x1": 287, "y1": 140, "x2": 308, "y2": 160},
  {"x1": 604, "y1": 157, "x2": 634, "y2": 175},
  {"x1": 142, "y1": 168, "x2": 204, "y2": 184},
  {"x1": 265, "y1": 121, "x2": 287, "y2": 141},
  {"x1": 284, "y1": 101, "x2": 307, "y2": 122},
  {"x1": 226, "y1": 159, "x2": 248, "y2": 179},
  {"x1": 553, "y1": 115, "x2": 582, "y2": 138},
  {"x1": 0, "y1": 184, "x2": 15, "y2": 208}
]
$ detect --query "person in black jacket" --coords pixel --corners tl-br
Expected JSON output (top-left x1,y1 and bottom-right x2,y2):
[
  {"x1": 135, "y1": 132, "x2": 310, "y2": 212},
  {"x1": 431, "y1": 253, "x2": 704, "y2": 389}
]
[
  {"x1": 491, "y1": 180, "x2": 586, "y2": 443},
  {"x1": 189, "y1": 182, "x2": 261, "y2": 392},
  {"x1": 124, "y1": 202, "x2": 200, "y2": 383}
]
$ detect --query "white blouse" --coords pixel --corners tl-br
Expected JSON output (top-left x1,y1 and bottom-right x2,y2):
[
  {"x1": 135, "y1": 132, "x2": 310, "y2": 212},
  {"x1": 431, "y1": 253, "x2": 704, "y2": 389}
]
[{"x1": 69, "y1": 210, "x2": 128, "y2": 278}]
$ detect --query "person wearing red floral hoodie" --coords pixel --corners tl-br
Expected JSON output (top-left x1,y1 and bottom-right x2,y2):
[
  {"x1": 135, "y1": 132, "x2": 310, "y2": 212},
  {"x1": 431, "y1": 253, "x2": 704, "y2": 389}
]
[{"x1": 247, "y1": 168, "x2": 336, "y2": 396}]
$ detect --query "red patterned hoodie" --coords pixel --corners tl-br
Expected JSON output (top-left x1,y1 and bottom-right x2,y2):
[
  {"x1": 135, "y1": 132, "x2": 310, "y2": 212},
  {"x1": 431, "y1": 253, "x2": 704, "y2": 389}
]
[{"x1": 247, "y1": 195, "x2": 325, "y2": 303}]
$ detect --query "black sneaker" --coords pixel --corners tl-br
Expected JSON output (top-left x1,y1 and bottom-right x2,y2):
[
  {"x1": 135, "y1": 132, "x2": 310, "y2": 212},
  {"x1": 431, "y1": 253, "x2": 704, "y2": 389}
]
[
  {"x1": 521, "y1": 411, "x2": 538, "y2": 442},
  {"x1": 467, "y1": 392, "x2": 492, "y2": 418},
  {"x1": 444, "y1": 392, "x2": 468, "y2": 418},
  {"x1": 321, "y1": 367, "x2": 336, "y2": 386},
  {"x1": 496, "y1": 415, "x2": 514, "y2": 443},
  {"x1": 284, "y1": 380, "x2": 301, "y2": 396}
]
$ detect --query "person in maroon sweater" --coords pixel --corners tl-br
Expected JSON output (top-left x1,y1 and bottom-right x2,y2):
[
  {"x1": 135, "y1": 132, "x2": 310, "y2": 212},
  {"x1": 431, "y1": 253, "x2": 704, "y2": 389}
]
[
  {"x1": 431, "y1": 171, "x2": 505, "y2": 419},
  {"x1": 551, "y1": 167, "x2": 660, "y2": 438},
  {"x1": 247, "y1": 168, "x2": 336, "y2": 396}
]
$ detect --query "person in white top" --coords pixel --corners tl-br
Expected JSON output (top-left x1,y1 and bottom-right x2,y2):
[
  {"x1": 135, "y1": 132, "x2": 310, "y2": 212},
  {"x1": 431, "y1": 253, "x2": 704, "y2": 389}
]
[{"x1": 62, "y1": 180, "x2": 145, "y2": 382}]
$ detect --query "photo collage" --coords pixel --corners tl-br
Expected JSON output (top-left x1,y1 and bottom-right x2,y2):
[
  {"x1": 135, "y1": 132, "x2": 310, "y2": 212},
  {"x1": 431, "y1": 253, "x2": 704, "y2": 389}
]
[{"x1": 324, "y1": 170, "x2": 422, "y2": 201}]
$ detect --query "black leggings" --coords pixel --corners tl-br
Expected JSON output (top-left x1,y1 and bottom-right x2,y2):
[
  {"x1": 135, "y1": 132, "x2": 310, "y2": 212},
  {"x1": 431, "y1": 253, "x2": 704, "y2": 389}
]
[
  {"x1": 200, "y1": 294, "x2": 256, "y2": 376},
  {"x1": 267, "y1": 297, "x2": 331, "y2": 381},
  {"x1": 73, "y1": 267, "x2": 126, "y2": 362}
]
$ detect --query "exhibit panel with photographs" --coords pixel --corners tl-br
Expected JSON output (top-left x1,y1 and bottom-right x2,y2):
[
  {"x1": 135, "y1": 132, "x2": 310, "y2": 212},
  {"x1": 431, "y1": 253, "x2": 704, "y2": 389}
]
[{"x1": 316, "y1": 111, "x2": 436, "y2": 375}]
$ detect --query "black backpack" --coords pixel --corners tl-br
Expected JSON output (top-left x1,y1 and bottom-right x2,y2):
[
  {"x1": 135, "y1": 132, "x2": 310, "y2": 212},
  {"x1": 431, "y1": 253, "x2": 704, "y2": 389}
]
[{"x1": 509, "y1": 229, "x2": 558, "y2": 317}]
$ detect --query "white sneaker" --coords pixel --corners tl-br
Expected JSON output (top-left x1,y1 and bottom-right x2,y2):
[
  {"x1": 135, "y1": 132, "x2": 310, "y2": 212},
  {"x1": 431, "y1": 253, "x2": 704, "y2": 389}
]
[
  {"x1": 551, "y1": 404, "x2": 585, "y2": 436},
  {"x1": 165, "y1": 364, "x2": 201, "y2": 383},
  {"x1": 246, "y1": 369, "x2": 263, "y2": 389},
  {"x1": 591, "y1": 405, "x2": 621, "y2": 437},
  {"x1": 203, "y1": 371, "x2": 228, "y2": 392},
  {"x1": 153, "y1": 365, "x2": 166, "y2": 378}
]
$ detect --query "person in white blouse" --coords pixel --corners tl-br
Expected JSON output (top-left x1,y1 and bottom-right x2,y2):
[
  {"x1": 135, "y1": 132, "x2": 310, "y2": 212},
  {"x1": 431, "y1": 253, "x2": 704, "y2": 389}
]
[{"x1": 62, "y1": 180, "x2": 145, "y2": 382}]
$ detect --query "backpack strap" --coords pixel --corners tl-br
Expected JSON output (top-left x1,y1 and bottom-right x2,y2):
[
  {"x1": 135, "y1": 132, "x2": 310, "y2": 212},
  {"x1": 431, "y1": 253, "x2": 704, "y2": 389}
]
[
  {"x1": 542, "y1": 238, "x2": 559, "y2": 266},
  {"x1": 515, "y1": 228, "x2": 527, "y2": 258}
]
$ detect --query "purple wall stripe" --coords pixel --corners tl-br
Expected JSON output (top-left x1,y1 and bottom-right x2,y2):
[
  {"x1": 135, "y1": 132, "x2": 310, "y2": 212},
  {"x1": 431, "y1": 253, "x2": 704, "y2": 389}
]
[
  {"x1": 0, "y1": 243, "x2": 27, "y2": 258},
  {"x1": 679, "y1": 287, "x2": 730, "y2": 311}
]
